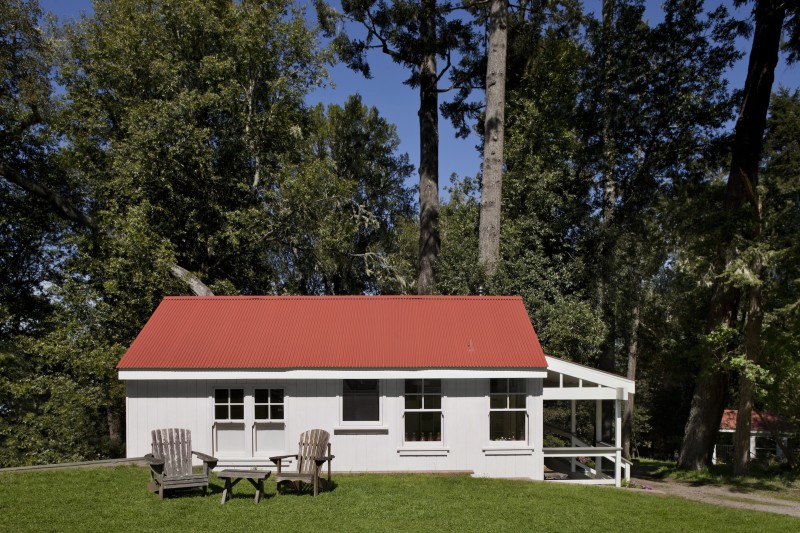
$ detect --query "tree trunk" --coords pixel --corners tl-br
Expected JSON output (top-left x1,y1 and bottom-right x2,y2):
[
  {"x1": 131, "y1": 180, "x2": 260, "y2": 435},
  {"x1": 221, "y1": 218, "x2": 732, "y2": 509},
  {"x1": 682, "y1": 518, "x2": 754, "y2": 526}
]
[
  {"x1": 477, "y1": 0, "x2": 508, "y2": 278},
  {"x1": 622, "y1": 299, "x2": 639, "y2": 459},
  {"x1": 678, "y1": 0, "x2": 785, "y2": 470},
  {"x1": 598, "y1": 0, "x2": 617, "y2": 443},
  {"x1": 417, "y1": 0, "x2": 440, "y2": 295},
  {"x1": 107, "y1": 408, "x2": 123, "y2": 455},
  {"x1": 733, "y1": 248, "x2": 764, "y2": 474}
]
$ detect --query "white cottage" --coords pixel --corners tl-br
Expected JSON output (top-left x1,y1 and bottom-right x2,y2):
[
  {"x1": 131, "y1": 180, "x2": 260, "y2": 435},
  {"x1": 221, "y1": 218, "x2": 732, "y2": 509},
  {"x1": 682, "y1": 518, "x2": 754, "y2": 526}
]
[{"x1": 118, "y1": 295, "x2": 635, "y2": 486}]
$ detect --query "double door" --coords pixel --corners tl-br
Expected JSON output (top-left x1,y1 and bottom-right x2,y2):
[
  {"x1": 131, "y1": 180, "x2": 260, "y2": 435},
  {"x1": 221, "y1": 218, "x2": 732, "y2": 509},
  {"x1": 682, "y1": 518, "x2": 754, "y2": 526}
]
[{"x1": 212, "y1": 385, "x2": 286, "y2": 458}]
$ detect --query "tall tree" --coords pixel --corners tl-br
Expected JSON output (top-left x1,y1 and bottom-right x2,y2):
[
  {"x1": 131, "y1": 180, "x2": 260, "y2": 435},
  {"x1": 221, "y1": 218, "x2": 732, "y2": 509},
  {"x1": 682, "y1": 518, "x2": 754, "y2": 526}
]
[
  {"x1": 318, "y1": 0, "x2": 479, "y2": 293},
  {"x1": 0, "y1": 0, "x2": 332, "y2": 466},
  {"x1": 679, "y1": 0, "x2": 787, "y2": 471},
  {"x1": 279, "y1": 95, "x2": 416, "y2": 295},
  {"x1": 477, "y1": 0, "x2": 508, "y2": 277},
  {"x1": 759, "y1": 89, "x2": 800, "y2": 469}
]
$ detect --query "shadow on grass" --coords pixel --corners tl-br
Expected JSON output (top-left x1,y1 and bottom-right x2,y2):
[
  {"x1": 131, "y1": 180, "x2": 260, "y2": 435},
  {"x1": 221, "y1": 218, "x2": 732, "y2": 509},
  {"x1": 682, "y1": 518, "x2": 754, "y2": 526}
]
[
  {"x1": 633, "y1": 458, "x2": 800, "y2": 493},
  {"x1": 274, "y1": 479, "x2": 338, "y2": 496}
]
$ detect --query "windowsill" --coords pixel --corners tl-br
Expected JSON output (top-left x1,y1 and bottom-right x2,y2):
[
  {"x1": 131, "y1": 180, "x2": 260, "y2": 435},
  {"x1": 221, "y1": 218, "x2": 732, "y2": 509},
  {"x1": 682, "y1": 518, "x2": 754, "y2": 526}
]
[
  {"x1": 482, "y1": 445, "x2": 535, "y2": 456},
  {"x1": 397, "y1": 446, "x2": 449, "y2": 457},
  {"x1": 333, "y1": 426, "x2": 389, "y2": 434}
]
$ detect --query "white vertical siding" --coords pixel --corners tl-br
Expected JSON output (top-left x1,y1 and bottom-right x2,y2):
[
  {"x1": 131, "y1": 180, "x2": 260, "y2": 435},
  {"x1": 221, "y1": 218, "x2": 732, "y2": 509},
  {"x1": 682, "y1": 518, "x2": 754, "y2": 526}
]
[{"x1": 125, "y1": 377, "x2": 545, "y2": 478}]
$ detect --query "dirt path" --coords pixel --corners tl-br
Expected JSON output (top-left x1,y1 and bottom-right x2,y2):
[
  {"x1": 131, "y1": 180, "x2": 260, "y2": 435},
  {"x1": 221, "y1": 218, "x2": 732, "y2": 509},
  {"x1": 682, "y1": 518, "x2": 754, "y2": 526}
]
[{"x1": 629, "y1": 476, "x2": 800, "y2": 518}]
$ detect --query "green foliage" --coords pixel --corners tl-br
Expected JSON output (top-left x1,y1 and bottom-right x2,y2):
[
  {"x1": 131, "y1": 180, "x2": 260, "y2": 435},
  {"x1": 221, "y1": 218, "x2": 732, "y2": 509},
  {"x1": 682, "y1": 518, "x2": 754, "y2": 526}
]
[
  {"x1": 0, "y1": 0, "x2": 416, "y2": 466},
  {"x1": 757, "y1": 89, "x2": 800, "y2": 440},
  {"x1": 435, "y1": 175, "x2": 482, "y2": 295}
]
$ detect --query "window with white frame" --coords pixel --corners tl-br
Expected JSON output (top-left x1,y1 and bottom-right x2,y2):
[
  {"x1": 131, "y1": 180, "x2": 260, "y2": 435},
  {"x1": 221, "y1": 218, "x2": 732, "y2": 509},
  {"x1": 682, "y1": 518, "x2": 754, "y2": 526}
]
[
  {"x1": 254, "y1": 388, "x2": 284, "y2": 421},
  {"x1": 489, "y1": 378, "x2": 526, "y2": 441},
  {"x1": 342, "y1": 379, "x2": 380, "y2": 422},
  {"x1": 404, "y1": 379, "x2": 442, "y2": 442},
  {"x1": 214, "y1": 388, "x2": 244, "y2": 421}
]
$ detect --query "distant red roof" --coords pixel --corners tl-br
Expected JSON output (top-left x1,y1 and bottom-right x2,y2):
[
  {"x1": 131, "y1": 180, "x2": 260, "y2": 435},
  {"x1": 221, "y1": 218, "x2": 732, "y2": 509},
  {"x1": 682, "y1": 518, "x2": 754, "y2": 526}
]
[
  {"x1": 720, "y1": 410, "x2": 797, "y2": 434},
  {"x1": 117, "y1": 296, "x2": 547, "y2": 370}
]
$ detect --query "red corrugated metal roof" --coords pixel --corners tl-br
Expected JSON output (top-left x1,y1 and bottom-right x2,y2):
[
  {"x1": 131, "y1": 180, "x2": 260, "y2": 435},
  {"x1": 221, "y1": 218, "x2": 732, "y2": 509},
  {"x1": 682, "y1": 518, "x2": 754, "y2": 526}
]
[
  {"x1": 117, "y1": 296, "x2": 547, "y2": 369},
  {"x1": 720, "y1": 409, "x2": 797, "y2": 434}
]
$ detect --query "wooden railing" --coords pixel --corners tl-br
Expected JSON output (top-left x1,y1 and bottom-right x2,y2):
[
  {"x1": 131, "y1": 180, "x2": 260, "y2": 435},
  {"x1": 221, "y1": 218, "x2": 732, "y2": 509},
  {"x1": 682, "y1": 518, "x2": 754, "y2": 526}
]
[{"x1": 543, "y1": 423, "x2": 630, "y2": 485}]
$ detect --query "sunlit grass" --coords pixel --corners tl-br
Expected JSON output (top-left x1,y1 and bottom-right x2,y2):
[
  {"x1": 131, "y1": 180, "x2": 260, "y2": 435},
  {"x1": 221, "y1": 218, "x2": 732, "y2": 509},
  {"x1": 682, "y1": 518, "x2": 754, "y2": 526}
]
[{"x1": 0, "y1": 466, "x2": 797, "y2": 532}]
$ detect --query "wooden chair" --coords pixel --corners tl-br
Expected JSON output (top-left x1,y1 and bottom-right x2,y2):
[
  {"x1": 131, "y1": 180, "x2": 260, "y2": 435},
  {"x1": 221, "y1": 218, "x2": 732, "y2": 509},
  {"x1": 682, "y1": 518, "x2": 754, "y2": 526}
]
[
  {"x1": 145, "y1": 428, "x2": 218, "y2": 499},
  {"x1": 270, "y1": 429, "x2": 335, "y2": 496}
]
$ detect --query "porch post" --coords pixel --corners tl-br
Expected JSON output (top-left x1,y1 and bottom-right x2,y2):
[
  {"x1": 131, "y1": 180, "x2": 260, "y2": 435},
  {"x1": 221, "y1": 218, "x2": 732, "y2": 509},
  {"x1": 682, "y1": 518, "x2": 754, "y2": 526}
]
[
  {"x1": 614, "y1": 398, "x2": 622, "y2": 487},
  {"x1": 570, "y1": 399, "x2": 577, "y2": 473},
  {"x1": 595, "y1": 400, "x2": 602, "y2": 479}
]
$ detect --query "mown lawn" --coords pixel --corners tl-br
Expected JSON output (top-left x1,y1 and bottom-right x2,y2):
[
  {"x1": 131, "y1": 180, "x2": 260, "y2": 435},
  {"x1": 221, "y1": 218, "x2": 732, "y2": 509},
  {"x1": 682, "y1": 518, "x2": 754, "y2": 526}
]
[
  {"x1": 0, "y1": 467, "x2": 797, "y2": 532},
  {"x1": 635, "y1": 458, "x2": 800, "y2": 501}
]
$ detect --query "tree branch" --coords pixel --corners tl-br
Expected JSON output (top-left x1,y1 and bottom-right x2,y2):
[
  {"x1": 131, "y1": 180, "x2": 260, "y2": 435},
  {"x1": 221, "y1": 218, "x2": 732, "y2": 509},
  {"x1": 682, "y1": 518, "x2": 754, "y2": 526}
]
[
  {"x1": 1, "y1": 162, "x2": 215, "y2": 296},
  {"x1": 1, "y1": 161, "x2": 97, "y2": 229},
  {"x1": 436, "y1": 50, "x2": 452, "y2": 84},
  {"x1": 363, "y1": 11, "x2": 402, "y2": 61}
]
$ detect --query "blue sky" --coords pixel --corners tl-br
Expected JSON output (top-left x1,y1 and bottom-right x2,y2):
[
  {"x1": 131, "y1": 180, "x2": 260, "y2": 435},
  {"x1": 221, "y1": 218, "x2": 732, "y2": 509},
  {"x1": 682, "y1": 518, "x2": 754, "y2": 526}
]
[{"x1": 40, "y1": 0, "x2": 800, "y2": 196}]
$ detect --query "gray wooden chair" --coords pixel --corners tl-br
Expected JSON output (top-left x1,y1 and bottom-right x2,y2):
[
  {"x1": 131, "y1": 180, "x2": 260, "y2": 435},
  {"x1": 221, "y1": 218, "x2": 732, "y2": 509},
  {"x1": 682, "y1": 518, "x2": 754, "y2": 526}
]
[
  {"x1": 270, "y1": 429, "x2": 334, "y2": 496},
  {"x1": 145, "y1": 428, "x2": 218, "y2": 499}
]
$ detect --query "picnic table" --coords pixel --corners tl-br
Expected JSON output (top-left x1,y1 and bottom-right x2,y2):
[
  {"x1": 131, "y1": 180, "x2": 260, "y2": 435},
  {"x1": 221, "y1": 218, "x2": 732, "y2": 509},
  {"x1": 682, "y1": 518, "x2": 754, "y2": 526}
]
[{"x1": 216, "y1": 469, "x2": 271, "y2": 504}]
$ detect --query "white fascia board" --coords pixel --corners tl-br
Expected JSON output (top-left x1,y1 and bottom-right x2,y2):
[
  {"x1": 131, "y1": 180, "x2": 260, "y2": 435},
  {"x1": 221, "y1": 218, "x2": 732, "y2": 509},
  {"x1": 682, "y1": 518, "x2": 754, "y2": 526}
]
[
  {"x1": 544, "y1": 355, "x2": 635, "y2": 394},
  {"x1": 118, "y1": 368, "x2": 548, "y2": 381},
  {"x1": 542, "y1": 387, "x2": 622, "y2": 400}
]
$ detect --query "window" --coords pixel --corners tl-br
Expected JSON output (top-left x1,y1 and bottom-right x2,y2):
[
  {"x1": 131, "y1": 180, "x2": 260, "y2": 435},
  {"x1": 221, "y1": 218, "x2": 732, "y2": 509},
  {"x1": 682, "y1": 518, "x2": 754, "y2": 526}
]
[
  {"x1": 215, "y1": 388, "x2": 244, "y2": 421},
  {"x1": 404, "y1": 379, "x2": 442, "y2": 442},
  {"x1": 489, "y1": 379, "x2": 526, "y2": 441},
  {"x1": 342, "y1": 380, "x2": 380, "y2": 422},
  {"x1": 254, "y1": 388, "x2": 284, "y2": 421}
]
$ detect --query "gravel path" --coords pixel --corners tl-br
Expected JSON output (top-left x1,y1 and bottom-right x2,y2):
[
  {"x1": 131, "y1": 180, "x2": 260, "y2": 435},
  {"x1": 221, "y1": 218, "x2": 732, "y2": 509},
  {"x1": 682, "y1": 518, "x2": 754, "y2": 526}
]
[{"x1": 629, "y1": 476, "x2": 800, "y2": 518}]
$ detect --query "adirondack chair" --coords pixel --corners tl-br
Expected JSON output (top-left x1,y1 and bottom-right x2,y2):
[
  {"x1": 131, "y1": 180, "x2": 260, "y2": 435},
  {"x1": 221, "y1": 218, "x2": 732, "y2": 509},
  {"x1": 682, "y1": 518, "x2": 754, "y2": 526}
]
[
  {"x1": 144, "y1": 428, "x2": 218, "y2": 499},
  {"x1": 270, "y1": 429, "x2": 335, "y2": 496}
]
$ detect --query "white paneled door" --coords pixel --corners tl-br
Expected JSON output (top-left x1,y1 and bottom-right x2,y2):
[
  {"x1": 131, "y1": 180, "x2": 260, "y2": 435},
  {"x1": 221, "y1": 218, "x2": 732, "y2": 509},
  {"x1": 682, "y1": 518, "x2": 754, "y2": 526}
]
[{"x1": 212, "y1": 386, "x2": 286, "y2": 458}]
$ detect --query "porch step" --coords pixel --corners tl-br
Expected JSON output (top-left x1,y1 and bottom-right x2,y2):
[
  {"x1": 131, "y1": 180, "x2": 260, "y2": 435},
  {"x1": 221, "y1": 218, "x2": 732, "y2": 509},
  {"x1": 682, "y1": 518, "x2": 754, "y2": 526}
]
[{"x1": 544, "y1": 457, "x2": 613, "y2": 480}]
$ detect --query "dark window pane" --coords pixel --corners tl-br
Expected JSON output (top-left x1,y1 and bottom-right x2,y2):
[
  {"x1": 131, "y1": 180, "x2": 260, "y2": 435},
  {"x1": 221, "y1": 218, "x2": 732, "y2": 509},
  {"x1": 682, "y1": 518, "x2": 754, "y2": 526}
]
[
  {"x1": 405, "y1": 395, "x2": 422, "y2": 410},
  {"x1": 271, "y1": 405, "x2": 284, "y2": 420},
  {"x1": 490, "y1": 378, "x2": 507, "y2": 394},
  {"x1": 490, "y1": 411, "x2": 526, "y2": 441},
  {"x1": 490, "y1": 396, "x2": 507, "y2": 409},
  {"x1": 508, "y1": 394, "x2": 526, "y2": 409},
  {"x1": 215, "y1": 389, "x2": 228, "y2": 403},
  {"x1": 230, "y1": 389, "x2": 244, "y2": 404},
  {"x1": 405, "y1": 379, "x2": 422, "y2": 394},
  {"x1": 424, "y1": 379, "x2": 442, "y2": 394},
  {"x1": 424, "y1": 395, "x2": 441, "y2": 410},
  {"x1": 270, "y1": 389, "x2": 284, "y2": 404},
  {"x1": 343, "y1": 380, "x2": 379, "y2": 421},
  {"x1": 255, "y1": 389, "x2": 269, "y2": 403},
  {"x1": 508, "y1": 379, "x2": 526, "y2": 393},
  {"x1": 230, "y1": 405, "x2": 244, "y2": 420},
  {"x1": 215, "y1": 405, "x2": 228, "y2": 420},
  {"x1": 254, "y1": 405, "x2": 269, "y2": 420},
  {"x1": 405, "y1": 412, "x2": 442, "y2": 442}
]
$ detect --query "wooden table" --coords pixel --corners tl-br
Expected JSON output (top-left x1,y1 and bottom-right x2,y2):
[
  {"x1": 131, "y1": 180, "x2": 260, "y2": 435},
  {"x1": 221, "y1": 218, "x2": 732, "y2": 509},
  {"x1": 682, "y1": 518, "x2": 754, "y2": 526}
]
[{"x1": 217, "y1": 469, "x2": 271, "y2": 504}]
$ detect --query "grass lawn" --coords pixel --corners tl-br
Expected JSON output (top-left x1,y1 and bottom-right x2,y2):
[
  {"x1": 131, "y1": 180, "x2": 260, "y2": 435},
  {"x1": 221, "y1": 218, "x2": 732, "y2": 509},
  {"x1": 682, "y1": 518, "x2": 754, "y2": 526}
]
[
  {"x1": 635, "y1": 458, "x2": 800, "y2": 501},
  {"x1": 0, "y1": 467, "x2": 797, "y2": 532}
]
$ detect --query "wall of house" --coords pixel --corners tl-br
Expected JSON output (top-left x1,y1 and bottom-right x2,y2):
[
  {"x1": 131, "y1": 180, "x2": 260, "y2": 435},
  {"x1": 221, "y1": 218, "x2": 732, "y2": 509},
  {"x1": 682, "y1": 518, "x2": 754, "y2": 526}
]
[{"x1": 125, "y1": 378, "x2": 545, "y2": 480}]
